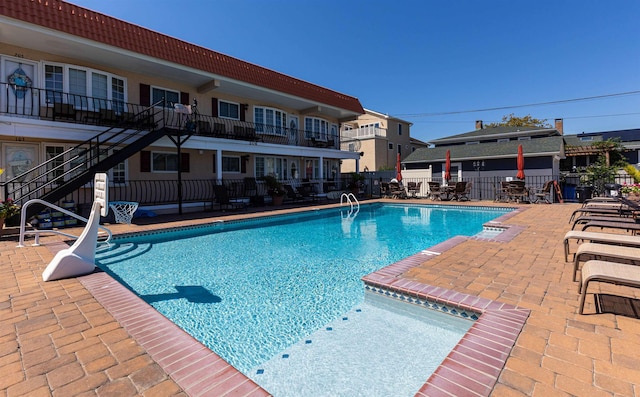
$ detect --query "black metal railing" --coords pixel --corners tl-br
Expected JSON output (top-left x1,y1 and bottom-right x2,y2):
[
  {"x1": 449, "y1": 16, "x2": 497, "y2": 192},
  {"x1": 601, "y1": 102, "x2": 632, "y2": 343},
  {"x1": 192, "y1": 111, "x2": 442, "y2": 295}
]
[
  {"x1": 0, "y1": 83, "x2": 341, "y2": 148},
  {"x1": 2, "y1": 99, "x2": 167, "y2": 211}
]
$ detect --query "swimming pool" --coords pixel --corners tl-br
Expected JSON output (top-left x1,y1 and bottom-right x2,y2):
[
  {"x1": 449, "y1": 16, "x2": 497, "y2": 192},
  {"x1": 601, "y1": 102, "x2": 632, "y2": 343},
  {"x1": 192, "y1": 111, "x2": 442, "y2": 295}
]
[{"x1": 95, "y1": 203, "x2": 510, "y2": 392}]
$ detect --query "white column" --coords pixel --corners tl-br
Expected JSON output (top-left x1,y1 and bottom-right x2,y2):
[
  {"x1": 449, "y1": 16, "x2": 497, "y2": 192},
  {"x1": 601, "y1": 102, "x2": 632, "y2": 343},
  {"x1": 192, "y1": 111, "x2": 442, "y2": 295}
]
[
  {"x1": 216, "y1": 149, "x2": 223, "y2": 184},
  {"x1": 319, "y1": 156, "x2": 325, "y2": 193}
]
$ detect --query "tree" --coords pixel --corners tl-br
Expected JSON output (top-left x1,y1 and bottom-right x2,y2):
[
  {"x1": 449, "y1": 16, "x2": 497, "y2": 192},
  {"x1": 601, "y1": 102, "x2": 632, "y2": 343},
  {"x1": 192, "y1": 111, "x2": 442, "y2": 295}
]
[{"x1": 484, "y1": 113, "x2": 551, "y2": 128}]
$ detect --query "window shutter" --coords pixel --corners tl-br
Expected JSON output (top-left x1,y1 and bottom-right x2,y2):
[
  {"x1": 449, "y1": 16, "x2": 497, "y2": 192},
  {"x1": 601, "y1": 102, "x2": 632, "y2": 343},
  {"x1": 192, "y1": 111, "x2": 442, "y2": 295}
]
[
  {"x1": 180, "y1": 92, "x2": 189, "y2": 105},
  {"x1": 241, "y1": 157, "x2": 247, "y2": 174},
  {"x1": 211, "y1": 98, "x2": 218, "y2": 117},
  {"x1": 140, "y1": 84, "x2": 150, "y2": 106},
  {"x1": 240, "y1": 104, "x2": 246, "y2": 122},
  {"x1": 180, "y1": 153, "x2": 190, "y2": 173},
  {"x1": 212, "y1": 153, "x2": 216, "y2": 173},
  {"x1": 140, "y1": 150, "x2": 150, "y2": 172}
]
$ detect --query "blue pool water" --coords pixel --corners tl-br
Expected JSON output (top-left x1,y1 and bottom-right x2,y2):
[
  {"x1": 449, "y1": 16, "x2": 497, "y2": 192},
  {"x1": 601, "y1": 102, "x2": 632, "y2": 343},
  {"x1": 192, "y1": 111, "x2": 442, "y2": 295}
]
[{"x1": 96, "y1": 204, "x2": 508, "y2": 377}]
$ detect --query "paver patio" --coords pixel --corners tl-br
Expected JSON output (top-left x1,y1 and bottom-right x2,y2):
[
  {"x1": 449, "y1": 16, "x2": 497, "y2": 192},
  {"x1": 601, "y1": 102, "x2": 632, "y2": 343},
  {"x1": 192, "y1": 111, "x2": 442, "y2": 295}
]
[{"x1": 1, "y1": 200, "x2": 640, "y2": 396}]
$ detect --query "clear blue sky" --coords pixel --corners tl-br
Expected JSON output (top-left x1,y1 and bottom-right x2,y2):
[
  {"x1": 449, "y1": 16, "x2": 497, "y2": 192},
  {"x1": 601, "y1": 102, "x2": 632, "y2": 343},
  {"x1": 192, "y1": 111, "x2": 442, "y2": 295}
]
[{"x1": 68, "y1": 0, "x2": 640, "y2": 142}]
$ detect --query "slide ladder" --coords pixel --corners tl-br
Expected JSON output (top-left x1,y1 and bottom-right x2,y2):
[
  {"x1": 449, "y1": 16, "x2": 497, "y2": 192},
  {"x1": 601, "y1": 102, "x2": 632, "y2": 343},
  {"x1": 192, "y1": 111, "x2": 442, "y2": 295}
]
[
  {"x1": 17, "y1": 199, "x2": 112, "y2": 247},
  {"x1": 42, "y1": 173, "x2": 110, "y2": 281}
]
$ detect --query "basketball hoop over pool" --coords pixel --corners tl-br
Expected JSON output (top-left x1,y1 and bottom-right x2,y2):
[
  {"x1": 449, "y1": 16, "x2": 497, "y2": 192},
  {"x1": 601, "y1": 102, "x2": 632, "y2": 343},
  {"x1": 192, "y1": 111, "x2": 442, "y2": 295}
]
[{"x1": 108, "y1": 201, "x2": 139, "y2": 224}]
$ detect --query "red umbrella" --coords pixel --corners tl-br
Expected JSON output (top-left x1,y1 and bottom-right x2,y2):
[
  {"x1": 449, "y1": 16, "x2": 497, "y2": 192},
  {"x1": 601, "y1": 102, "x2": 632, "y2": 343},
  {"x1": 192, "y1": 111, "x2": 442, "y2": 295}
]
[
  {"x1": 444, "y1": 150, "x2": 451, "y2": 182},
  {"x1": 516, "y1": 144, "x2": 525, "y2": 180},
  {"x1": 396, "y1": 153, "x2": 403, "y2": 182}
]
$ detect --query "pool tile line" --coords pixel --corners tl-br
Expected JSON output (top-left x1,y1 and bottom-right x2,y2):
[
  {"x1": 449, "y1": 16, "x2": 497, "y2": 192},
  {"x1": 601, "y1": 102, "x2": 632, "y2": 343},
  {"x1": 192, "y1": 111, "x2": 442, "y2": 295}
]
[{"x1": 78, "y1": 271, "x2": 270, "y2": 397}]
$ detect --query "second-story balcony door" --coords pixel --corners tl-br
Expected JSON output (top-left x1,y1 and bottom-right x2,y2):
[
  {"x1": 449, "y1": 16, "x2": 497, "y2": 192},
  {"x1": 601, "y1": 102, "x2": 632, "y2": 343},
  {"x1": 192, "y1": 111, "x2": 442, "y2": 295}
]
[
  {"x1": 4, "y1": 58, "x2": 37, "y2": 116},
  {"x1": 288, "y1": 116, "x2": 299, "y2": 145}
]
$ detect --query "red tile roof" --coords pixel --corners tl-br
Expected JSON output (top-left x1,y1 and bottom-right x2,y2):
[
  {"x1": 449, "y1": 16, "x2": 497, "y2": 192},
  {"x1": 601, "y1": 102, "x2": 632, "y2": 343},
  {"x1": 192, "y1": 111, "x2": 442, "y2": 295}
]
[{"x1": 0, "y1": 0, "x2": 364, "y2": 115}]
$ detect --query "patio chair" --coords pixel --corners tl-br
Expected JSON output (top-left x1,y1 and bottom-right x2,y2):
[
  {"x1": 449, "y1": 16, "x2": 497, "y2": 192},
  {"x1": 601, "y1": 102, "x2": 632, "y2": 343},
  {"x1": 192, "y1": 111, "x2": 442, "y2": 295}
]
[
  {"x1": 572, "y1": 242, "x2": 640, "y2": 281},
  {"x1": 451, "y1": 181, "x2": 467, "y2": 201},
  {"x1": 578, "y1": 260, "x2": 640, "y2": 314},
  {"x1": 494, "y1": 181, "x2": 511, "y2": 202},
  {"x1": 427, "y1": 182, "x2": 441, "y2": 200},
  {"x1": 532, "y1": 180, "x2": 554, "y2": 204},
  {"x1": 508, "y1": 181, "x2": 530, "y2": 203},
  {"x1": 458, "y1": 181, "x2": 472, "y2": 201},
  {"x1": 563, "y1": 230, "x2": 640, "y2": 261},
  {"x1": 389, "y1": 182, "x2": 407, "y2": 199},
  {"x1": 283, "y1": 184, "x2": 305, "y2": 202},
  {"x1": 213, "y1": 184, "x2": 247, "y2": 211},
  {"x1": 407, "y1": 181, "x2": 422, "y2": 198}
]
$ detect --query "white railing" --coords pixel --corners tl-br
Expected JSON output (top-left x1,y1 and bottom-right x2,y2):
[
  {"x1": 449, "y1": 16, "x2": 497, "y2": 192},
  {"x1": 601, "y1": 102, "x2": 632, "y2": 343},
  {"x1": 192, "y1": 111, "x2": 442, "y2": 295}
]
[
  {"x1": 17, "y1": 199, "x2": 112, "y2": 247},
  {"x1": 340, "y1": 192, "x2": 360, "y2": 220},
  {"x1": 341, "y1": 126, "x2": 387, "y2": 140}
]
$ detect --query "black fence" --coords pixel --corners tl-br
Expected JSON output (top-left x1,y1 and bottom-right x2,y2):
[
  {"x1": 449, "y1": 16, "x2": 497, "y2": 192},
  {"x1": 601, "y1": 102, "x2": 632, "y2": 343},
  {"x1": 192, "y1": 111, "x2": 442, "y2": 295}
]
[{"x1": 18, "y1": 171, "x2": 639, "y2": 219}]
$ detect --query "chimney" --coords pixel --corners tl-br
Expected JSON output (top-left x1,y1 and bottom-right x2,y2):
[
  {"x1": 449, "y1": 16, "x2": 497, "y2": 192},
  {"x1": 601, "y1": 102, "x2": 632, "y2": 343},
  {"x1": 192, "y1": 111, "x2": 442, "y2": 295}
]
[
  {"x1": 554, "y1": 118, "x2": 563, "y2": 134},
  {"x1": 475, "y1": 120, "x2": 483, "y2": 130}
]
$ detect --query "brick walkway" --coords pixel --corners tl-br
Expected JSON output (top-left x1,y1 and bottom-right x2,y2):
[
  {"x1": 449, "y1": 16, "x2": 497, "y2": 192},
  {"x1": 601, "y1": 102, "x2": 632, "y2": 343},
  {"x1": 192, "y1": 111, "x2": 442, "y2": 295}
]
[{"x1": 1, "y1": 201, "x2": 640, "y2": 396}]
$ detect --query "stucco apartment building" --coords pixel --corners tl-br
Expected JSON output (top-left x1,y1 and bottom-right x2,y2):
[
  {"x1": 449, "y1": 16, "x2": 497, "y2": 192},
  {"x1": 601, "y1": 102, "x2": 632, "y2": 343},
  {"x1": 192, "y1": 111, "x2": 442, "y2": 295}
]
[
  {"x1": 0, "y1": 0, "x2": 365, "y2": 213},
  {"x1": 340, "y1": 108, "x2": 427, "y2": 173}
]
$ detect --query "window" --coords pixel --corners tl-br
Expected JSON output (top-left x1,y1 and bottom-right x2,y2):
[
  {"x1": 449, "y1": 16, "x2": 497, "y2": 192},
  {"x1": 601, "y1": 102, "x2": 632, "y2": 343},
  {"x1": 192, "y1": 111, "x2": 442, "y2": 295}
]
[
  {"x1": 388, "y1": 143, "x2": 394, "y2": 150},
  {"x1": 398, "y1": 124, "x2": 403, "y2": 135},
  {"x1": 222, "y1": 156, "x2": 241, "y2": 173},
  {"x1": 152, "y1": 152, "x2": 179, "y2": 172},
  {"x1": 465, "y1": 141, "x2": 480, "y2": 145},
  {"x1": 255, "y1": 156, "x2": 287, "y2": 179},
  {"x1": 44, "y1": 65, "x2": 63, "y2": 103},
  {"x1": 220, "y1": 101, "x2": 240, "y2": 120},
  {"x1": 497, "y1": 138, "x2": 510, "y2": 143},
  {"x1": 255, "y1": 106, "x2": 287, "y2": 135},
  {"x1": 517, "y1": 136, "x2": 531, "y2": 141},
  {"x1": 110, "y1": 149, "x2": 127, "y2": 184},
  {"x1": 397, "y1": 144, "x2": 402, "y2": 155},
  {"x1": 152, "y1": 87, "x2": 179, "y2": 108},
  {"x1": 43, "y1": 63, "x2": 127, "y2": 109},
  {"x1": 304, "y1": 117, "x2": 329, "y2": 140},
  {"x1": 579, "y1": 136, "x2": 594, "y2": 141}
]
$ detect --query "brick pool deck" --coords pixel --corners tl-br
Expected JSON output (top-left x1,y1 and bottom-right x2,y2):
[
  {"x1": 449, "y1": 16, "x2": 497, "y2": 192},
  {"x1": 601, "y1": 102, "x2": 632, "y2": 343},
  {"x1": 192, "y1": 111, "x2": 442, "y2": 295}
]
[{"x1": 2, "y1": 200, "x2": 640, "y2": 396}]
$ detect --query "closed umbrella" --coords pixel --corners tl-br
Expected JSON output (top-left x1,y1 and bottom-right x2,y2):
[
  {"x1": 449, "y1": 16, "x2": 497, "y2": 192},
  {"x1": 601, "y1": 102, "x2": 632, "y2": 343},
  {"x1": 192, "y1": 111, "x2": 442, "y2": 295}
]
[
  {"x1": 444, "y1": 150, "x2": 451, "y2": 182},
  {"x1": 396, "y1": 153, "x2": 403, "y2": 182},
  {"x1": 516, "y1": 144, "x2": 525, "y2": 180}
]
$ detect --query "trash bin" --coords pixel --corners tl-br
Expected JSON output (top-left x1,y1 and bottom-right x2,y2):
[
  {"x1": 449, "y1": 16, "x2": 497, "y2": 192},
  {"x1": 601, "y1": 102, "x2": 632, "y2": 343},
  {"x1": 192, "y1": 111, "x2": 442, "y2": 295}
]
[
  {"x1": 604, "y1": 183, "x2": 621, "y2": 197},
  {"x1": 575, "y1": 186, "x2": 593, "y2": 203},
  {"x1": 562, "y1": 184, "x2": 576, "y2": 201}
]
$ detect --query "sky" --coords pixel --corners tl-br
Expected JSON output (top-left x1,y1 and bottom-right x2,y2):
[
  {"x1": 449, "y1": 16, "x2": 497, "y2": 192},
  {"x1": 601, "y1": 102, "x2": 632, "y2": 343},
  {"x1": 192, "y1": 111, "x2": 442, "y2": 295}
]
[{"x1": 67, "y1": 0, "x2": 640, "y2": 142}]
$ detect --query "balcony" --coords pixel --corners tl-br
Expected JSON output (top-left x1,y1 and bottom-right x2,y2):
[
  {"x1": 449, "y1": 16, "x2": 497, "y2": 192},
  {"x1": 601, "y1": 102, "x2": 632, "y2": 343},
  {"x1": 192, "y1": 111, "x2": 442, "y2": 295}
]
[
  {"x1": 0, "y1": 83, "x2": 340, "y2": 149},
  {"x1": 341, "y1": 126, "x2": 387, "y2": 140}
]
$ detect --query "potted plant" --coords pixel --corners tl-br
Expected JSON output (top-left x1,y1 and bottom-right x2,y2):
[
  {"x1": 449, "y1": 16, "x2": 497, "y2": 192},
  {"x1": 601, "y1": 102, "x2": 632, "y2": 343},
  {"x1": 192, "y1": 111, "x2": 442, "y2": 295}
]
[
  {"x1": 0, "y1": 197, "x2": 20, "y2": 236},
  {"x1": 347, "y1": 172, "x2": 365, "y2": 194},
  {"x1": 263, "y1": 175, "x2": 286, "y2": 205}
]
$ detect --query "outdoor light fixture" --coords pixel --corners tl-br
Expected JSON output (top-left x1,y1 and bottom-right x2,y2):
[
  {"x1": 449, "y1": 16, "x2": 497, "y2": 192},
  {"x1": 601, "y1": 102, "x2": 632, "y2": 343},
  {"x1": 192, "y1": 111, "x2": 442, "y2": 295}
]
[{"x1": 473, "y1": 161, "x2": 485, "y2": 200}]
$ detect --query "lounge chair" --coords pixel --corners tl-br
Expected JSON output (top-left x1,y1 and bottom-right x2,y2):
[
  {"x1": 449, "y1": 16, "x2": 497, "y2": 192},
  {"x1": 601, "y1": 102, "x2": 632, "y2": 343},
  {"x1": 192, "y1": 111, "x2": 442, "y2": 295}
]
[
  {"x1": 572, "y1": 242, "x2": 640, "y2": 281},
  {"x1": 571, "y1": 214, "x2": 639, "y2": 230},
  {"x1": 213, "y1": 184, "x2": 247, "y2": 211},
  {"x1": 532, "y1": 180, "x2": 554, "y2": 204},
  {"x1": 578, "y1": 260, "x2": 640, "y2": 314},
  {"x1": 427, "y1": 182, "x2": 441, "y2": 200},
  {"x1": 581, "y1": 220, "x2": 640, "y2": 234},
  {"x1": 569, "y1": 205, "x2": 633, "y2": 222},
  {"x1": 563, "y1": 230, "x2": 640, "y2": 261}
]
